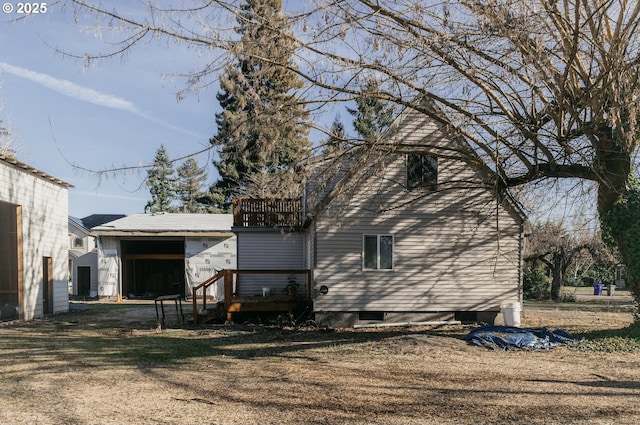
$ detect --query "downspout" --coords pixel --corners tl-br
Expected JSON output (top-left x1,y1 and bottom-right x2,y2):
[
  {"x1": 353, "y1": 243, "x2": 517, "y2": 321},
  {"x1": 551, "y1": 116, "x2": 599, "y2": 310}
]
[{"x1": 117, "y1": 238, "x2": 123, "y2": 302}]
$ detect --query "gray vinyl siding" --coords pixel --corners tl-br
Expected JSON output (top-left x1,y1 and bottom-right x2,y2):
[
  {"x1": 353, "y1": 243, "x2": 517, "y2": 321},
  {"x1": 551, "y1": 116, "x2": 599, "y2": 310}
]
[
  {"x1": 236, "y1": 231, "x2": 305, "y2": 296},
  {"x1": 313, "y1": 195, "x2": 521, "y2": 313},
  {"x1": 310, "y1": 104, "x2": 523, "y2": 314}
]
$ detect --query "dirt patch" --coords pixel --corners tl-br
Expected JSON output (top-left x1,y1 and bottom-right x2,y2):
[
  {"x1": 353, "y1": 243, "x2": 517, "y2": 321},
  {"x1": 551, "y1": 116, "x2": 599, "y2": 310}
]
[{"x1": 0, "y1": 302, "x2": 638, "y2": 425}]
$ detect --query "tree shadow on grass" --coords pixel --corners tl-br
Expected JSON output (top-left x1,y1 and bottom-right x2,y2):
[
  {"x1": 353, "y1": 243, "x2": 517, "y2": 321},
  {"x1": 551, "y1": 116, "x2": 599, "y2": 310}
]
[{"x1": 0, "y1": 305, "x2": 470, "y2": 375}]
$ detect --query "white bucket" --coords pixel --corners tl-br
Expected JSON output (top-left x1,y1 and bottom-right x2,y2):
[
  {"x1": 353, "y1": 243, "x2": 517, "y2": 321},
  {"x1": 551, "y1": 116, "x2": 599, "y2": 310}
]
[
  {"x1": 501, "y1": 301, "x2": 521, "y2": 327},
  {"x1": 262, "y1": 287, "x2": 271, "y2": 297}
]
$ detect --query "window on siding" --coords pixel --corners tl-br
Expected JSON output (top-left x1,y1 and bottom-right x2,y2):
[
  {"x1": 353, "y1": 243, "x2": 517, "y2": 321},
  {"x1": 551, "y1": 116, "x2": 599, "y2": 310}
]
[
  {"x1": 363, "y1": 235, "x2": 394, "y2": 270},
  {"x1": 73, "y1": 237, "x2": 84, "y2": 249},
  {"x1": 407, "y1": 153, "x2": 437, "y2": 190}
]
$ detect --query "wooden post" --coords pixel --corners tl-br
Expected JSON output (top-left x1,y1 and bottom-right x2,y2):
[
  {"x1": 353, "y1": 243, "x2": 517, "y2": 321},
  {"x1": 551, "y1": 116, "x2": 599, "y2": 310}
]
[
  {"x1": 306, "y1": 270, "x2": 312, "y2": 301},
  {"x1": 224, "y1": 270, "x2": 233, "y2": 321},
  {"x1": 192, "y1": 286, "x2": 198, "y2": 324},
  {"x1": 202, "y1": 285, "x2": 207, "y2": 313}
]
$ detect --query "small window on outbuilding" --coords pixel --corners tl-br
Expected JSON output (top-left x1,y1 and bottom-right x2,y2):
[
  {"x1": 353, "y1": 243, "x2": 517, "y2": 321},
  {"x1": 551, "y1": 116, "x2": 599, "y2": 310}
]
[
  {"x1": 407, "y1": 153, "x2": 437, "y2": 190},
  {"x1": 73, "y1": 237, "x2": 84, "y2": 249}
]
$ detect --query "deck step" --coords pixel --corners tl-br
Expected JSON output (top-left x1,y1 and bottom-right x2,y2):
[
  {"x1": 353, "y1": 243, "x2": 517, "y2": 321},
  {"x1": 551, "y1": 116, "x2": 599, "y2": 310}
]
[{"x1": 194, "y1": 305, "x2": 224, "y2": 324}]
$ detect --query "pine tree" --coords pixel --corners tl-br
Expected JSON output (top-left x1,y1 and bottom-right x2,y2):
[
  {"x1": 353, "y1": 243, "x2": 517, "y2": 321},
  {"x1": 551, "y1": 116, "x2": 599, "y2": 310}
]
[
  {"x1": 347, "y1": 78, "x2": 395, "y2": 142},
  {"x1": 145, "y1": 145, "x2": 178, "y2": 213},
  {"x1": 323, "y1": 115, "x2": 346, "y2": 154},
  {"x1": 210, "y1": 0, "x2": 311, "y2": 210},
  {"x1": 176, "y1": 158, "x2": 210, "y2": 213}
]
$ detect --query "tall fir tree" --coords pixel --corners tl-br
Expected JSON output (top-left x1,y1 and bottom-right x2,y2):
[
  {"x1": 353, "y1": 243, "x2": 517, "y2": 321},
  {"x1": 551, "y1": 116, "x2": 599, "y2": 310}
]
[
  {"x1": 346, "y1": 78, "x2": 395, "y2": 142},
  {"x1": 176, "y1": 158, "x2": 210, "y2": 213},
  {"x1": 145, "y1": 145, "x2": 178, "y2": 213},
  {"x1": 210, "y1": 0, "x2": 311, "y2": 210}
]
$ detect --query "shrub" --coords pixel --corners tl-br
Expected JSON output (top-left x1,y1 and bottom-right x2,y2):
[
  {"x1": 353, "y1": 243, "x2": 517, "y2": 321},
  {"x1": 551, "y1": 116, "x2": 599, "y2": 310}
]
[{"x1": 524, "y1": 263, "x2": 551, "y2": 300}]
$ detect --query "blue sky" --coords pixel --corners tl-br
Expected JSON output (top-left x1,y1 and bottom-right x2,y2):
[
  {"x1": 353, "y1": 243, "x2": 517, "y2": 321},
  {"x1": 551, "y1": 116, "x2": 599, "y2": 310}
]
[{"x1": 1, "y1": 5, "x2": 223, "y2": 218}]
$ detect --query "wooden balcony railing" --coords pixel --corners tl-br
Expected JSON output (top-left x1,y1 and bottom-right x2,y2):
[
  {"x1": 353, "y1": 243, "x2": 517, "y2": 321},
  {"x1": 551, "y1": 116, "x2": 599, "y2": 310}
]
[{"x1": 232, "y1": 198, "x2": 303, "y2": 228}]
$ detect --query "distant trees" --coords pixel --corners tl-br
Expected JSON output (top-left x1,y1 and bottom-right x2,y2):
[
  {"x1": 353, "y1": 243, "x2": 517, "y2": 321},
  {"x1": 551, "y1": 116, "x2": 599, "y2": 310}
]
[
  {"x1": 346, "y1": 79, "x2": 395, "y2": 143},
  {"x1": 0, "y1": 120, "x2": 15, "y2": 159},
  {"x1": 145, "y1": 146, "x2": 211, "y2": 213},
  {"x1": 524, "y1": 222, "x2": 618, "y2": 301},
  {"x1": 322, "y1": 78, "x2": 395, "y2": 155},
  {"x1": 209, "y1": 0, "x2": 311, "y2": 211},
  {"x1": 323, "y1": 115, "x2": 347, "y2": 155},
  {"x1": 145, "y1": 145, "x2": 177, "y2": 214},
  {"x1": 176, "y1": 158, "x2": 211, "y2": 213}
]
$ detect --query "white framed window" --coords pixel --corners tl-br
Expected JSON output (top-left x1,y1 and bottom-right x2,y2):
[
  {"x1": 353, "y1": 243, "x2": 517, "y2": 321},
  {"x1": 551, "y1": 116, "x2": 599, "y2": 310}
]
[{"x1": 363, "y1": 234, "x2": 394, "y2": 270}]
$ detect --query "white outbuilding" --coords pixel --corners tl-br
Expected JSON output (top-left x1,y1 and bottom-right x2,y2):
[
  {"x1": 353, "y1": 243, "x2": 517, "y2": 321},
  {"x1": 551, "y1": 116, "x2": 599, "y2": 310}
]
[{"x1": 0, "y1": 154, "x2": 72, "y2": 321}]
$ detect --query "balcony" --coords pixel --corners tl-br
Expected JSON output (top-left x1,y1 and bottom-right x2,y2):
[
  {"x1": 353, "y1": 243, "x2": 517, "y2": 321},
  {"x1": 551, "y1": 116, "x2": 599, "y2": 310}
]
[{"x1": 232, "y1": 198, "x2": 304, "y2": 228}]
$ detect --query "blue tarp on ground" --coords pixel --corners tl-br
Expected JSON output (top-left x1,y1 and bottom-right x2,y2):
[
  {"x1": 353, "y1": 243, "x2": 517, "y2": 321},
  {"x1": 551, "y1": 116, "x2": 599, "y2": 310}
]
[{"x1": 464, "y1": 326, "x2": 577, "y2": 350}]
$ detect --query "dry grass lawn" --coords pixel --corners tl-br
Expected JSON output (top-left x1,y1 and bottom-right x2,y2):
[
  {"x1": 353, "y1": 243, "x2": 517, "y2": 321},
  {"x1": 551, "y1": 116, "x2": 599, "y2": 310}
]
[{"x1": 0, "y1": 301, "x2": 638, "y2": 425}]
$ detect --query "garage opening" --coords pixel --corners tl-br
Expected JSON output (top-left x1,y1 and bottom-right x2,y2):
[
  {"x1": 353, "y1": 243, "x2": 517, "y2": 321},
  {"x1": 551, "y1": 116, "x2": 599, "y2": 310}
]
[
  {"x1": 121, "y1": 239, "x2": 185, "y2": 298},
  {"x1": 0, "y1": 201, "x2": 20, "y2": 321}
]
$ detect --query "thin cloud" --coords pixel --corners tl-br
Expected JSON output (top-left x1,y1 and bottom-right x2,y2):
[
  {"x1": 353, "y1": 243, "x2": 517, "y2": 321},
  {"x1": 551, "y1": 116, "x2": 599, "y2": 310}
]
[
  {"x1": 0, "y1": 61, "x2": 141, "y2": 114},
  {"x1": 0, "y1": 62, "x2": 205, "y2": 139},
  {"x1": 72, "y1": 191, "x2": 146, "y2": 202}
]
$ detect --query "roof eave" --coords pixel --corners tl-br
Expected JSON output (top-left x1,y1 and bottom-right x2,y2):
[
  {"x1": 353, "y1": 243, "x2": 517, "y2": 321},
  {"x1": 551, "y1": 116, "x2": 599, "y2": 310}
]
[{"x1": 91, "y1": 230, "x2": 235, "y2": 237}]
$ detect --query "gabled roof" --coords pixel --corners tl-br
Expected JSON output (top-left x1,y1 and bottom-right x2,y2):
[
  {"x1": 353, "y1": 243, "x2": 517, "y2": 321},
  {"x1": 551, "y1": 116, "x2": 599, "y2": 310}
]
[
  {"x1": 0, "y1": 154, "x2": 73, "y2": 188},
  {"x1": 81, "y1": 214, "x2": 126, "y2": 229},
  {"x1": 69, "y1": 216, "x2": 84, "y2": 226},
  {"x1": 69, "y1": 216, "x2": 90, "y2": 233},
  {"x1": 91, "y1": 213, "x2": 234, "y2": 237},
  {"x1": 303, "y1": 97, "x2": 527, "y2": 224}
]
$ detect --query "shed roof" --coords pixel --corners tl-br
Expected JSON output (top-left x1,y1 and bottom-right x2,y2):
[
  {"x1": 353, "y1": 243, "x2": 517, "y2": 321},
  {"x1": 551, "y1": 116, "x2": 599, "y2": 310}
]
[
  {"x1": 81, "y1": 214, "x2": 127, "y2": 229},
  {"x1": 91, "y1": 213, "x2": 234, "y2": 237},
  {"x1": 0, "y1": 154, "x2": 73, "y2": 188}
]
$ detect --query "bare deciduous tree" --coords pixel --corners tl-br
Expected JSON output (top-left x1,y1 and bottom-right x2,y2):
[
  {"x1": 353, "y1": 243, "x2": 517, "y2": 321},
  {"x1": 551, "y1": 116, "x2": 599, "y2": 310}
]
[
  {"x1": 0, "y1": 120, "x2": 14, "y2": 158},
  {"x1": 525, "y1": 221, "x2": 617, "y2": 300},
  {"x1": 63, "y1": 0, "x2": 640, "y2": 300}
]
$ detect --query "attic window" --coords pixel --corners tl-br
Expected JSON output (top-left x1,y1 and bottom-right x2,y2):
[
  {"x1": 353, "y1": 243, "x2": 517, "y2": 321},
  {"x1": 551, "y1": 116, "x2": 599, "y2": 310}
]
[
  {"x1": 407, "y1": 154, "x2": 437, "y2": 190},
  {"x1": 73, "y1": 237, "x2": 84, "y2": 249}
]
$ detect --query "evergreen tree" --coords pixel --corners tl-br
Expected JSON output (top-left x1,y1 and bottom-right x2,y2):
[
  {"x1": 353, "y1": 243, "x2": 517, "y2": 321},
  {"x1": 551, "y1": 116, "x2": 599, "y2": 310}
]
[
  {"x1": 176, "y1": 158, "x2": 210, "y2": 213},
  {"x1": 145, "y1": 145, "x2": 177, "y2": 213},
  {"x1": 210, "y1": 0, "x2": 311, "y2": 210},
  {"x1": 346, "y1": 78, "x2": 395, "y2": 142},
  {"x1": 323, "y1": 115, "x2": 346, "y2": 155}
]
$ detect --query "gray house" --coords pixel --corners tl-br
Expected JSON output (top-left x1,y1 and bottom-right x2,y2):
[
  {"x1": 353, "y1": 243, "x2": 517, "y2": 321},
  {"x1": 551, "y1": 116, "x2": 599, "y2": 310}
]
[
  {"x1": 0, "y1": 154, "x2": 72, "y2": 320},
  {"x1": 231, "y1": 102, "x2": 525, "y2": 327},
  {"x1": 69, "y1": 214, "x2": 125, "y2": 297}
]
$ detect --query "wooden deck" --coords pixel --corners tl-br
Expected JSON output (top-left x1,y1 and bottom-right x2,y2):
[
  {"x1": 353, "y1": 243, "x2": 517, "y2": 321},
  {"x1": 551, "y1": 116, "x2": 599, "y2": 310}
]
[
  {"x1": 227, "y1": 295, "x2": 298, "y2": 314},
  {"x1": 192, "y1": 269, "x2": 312, "y2": 322}
]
